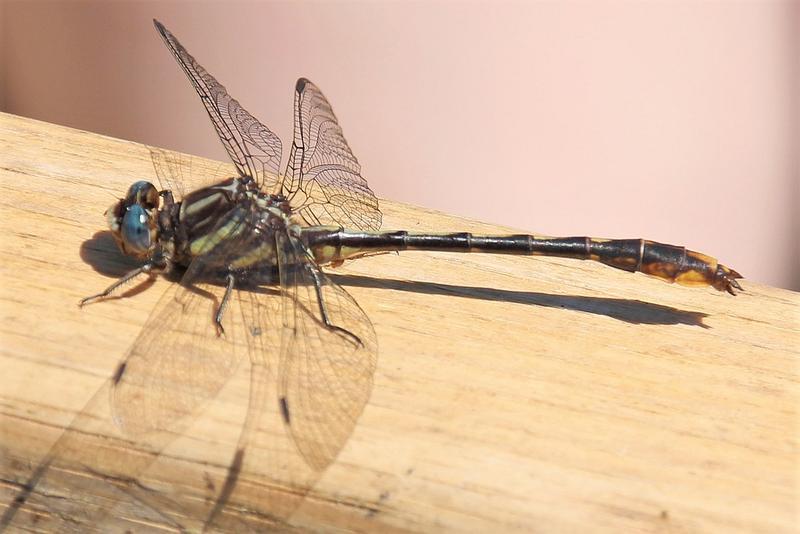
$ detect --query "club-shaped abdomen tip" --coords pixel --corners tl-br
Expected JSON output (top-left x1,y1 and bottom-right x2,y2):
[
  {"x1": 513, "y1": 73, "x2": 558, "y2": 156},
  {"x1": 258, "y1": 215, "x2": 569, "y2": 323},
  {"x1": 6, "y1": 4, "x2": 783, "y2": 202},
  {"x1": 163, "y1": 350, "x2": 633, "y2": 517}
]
[{"x1": 714, "y1": 263, "x2": 744, "y2": 295}]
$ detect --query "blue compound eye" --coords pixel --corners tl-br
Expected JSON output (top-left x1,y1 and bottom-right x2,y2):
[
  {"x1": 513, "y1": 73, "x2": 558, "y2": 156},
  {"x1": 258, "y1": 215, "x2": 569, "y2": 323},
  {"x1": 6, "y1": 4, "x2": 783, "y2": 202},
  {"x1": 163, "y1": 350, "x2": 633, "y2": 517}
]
[
  {"x1": 125, "y1": 181, "x2": 159, "y2": 209},
  {"x1": 121, "y1": 204, "x2": 152, "y2": 254}
]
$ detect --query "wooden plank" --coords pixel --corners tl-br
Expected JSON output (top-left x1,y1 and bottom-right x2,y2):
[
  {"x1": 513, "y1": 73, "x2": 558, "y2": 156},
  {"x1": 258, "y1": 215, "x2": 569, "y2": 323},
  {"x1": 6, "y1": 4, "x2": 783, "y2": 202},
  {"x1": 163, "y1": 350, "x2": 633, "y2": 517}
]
[{"x1": 0, "y1": 112, "x2": 797, "y2": 532}]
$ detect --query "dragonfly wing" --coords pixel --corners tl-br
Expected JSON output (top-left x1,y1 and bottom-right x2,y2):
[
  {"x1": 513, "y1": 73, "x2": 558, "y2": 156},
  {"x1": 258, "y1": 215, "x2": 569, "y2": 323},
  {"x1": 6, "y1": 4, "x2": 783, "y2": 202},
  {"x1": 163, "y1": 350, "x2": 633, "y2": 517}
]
[
  {"x1": 2, "y1": 207, "x2": 265, "y2": 531},
  {"x1": 110, "y1": 204, "x2": 266, "y2": 437},
  {"x1": 199, "y1": 228, "x2": 378, "y2": 530},
  {"x1": 0, "y1": 376, "x2": 189, "y2": 533},
  {"x1": 148, "y1": 146, "x2": 237, "y2": 200},
  {"x1": 154, "y1": 20, "x2": 283, "y2": 192},
  {"x1": 1, "y1": 285, "x2": 245, "y2": 532},
  {"x1": 284, "y1": 78, "x2": 382, "y2": 231},
  {"x1": 275, "y1": 230, "x2": 378, "y2": 470}
]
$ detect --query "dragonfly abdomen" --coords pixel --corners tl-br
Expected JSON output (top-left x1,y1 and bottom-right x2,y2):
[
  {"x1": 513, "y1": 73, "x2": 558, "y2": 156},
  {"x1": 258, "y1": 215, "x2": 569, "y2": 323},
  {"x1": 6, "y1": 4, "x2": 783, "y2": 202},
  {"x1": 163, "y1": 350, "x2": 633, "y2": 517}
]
[
  {"x1": 304, "y1": 229, "x2": 742, "y2": 294},
  {"x1": 587, "y1": 238, "x2": 741, "y2": 293}
]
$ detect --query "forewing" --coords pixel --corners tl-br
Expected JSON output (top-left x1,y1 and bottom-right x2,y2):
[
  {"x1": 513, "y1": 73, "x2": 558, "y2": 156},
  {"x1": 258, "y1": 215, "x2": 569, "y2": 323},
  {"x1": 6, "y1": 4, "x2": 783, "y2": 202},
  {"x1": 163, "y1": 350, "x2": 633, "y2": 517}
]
[
  {"x1": 2, "y1": 208, "x2": 262, "y2": 531},
  {"x1": 0, "y1": 377, "x2": 192, "y2": 533},
  {"x1": 275, "y1": 230, "x2": 378, "y2": 470},
  {"x1": 284, "y1": 78, "x2": 382, "y2": 231},
  {"x1": 154, "y1": 20, "x2": 283, "y2": 192},
  {"x1": 148, "y1": 146, "x2": 237, "y2": 200},
  {"x1": 111, "y1": 278, "x2": 242, "y2": 438}
]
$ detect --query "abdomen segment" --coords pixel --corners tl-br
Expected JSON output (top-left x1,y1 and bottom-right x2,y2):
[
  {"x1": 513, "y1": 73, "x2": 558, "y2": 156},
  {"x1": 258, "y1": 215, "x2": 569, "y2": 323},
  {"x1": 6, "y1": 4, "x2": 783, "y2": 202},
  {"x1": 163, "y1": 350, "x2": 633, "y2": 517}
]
[{"x1": 303, "y1": 228, "x2": 743, "y2": 294}]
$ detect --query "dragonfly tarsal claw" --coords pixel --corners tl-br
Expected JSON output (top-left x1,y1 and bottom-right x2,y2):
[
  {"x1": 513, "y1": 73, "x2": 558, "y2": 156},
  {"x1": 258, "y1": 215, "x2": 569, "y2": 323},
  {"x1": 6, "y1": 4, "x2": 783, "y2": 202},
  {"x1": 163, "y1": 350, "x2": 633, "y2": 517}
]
[
  {"x1": 78, "y1": 294, "x2": 100, "y2": 308},
  {"x1": 78, "y1": 263, "x2": 165, "y2": 308},
  {"x1": 78, "y1": 288, "x2": 121, "y2": 307}
]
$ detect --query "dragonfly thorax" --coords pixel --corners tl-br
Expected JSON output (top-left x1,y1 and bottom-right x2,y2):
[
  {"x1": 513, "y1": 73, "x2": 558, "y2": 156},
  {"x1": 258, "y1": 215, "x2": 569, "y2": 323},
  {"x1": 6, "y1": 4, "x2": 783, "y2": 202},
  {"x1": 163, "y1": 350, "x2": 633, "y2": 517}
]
[{"x1": 107, "y1": 174, "x2": 299, "y2": 281}]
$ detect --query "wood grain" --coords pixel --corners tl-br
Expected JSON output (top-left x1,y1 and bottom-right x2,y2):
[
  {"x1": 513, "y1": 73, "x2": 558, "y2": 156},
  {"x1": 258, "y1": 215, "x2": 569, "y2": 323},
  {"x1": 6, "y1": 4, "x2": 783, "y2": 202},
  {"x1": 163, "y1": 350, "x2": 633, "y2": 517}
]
[{"x1": 0, "y1": 112, "x2": 797, "y2": 532}]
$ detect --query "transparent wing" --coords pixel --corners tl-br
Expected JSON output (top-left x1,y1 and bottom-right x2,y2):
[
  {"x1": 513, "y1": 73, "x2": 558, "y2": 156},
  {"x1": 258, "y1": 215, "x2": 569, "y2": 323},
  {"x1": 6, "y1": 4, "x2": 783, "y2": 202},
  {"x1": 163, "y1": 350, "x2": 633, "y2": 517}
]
[
  {"x1": 284, "y1": 78, "x2": 382, "y2": 231},
  {"x1": 275, "y1": 230, "x2": 378, "y2": 470},
  {"x1": 2, "y1": 209, "x2": 263, "y2": 532},
  {"x1": 111, "y1": 267, "x2": 246, "y2": 438},
  {"x1": 154, "y1": 20, "x2": 283, "y2": 192},
  {"x1": 0, "y1": 375, "x2": 190, "y2": 533},
  {"x1": 4, "y1": 219, "x2": 377, "y2": 530},
  {"x1": 196, "y1": 227, "x2": 378, "y2": 530},
  {"x1": 148, "y1": 146, "x2": 237, "y2": 200}
]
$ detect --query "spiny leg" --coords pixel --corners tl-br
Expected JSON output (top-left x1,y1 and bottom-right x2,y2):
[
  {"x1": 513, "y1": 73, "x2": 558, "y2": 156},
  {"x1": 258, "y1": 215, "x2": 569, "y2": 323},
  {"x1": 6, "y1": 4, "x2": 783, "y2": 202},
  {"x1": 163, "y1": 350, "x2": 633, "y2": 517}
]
[
  {"x1": 304, "y1": 264, "x2": 363, "y2": 347},
  {"x1": 214, "y1": 273, "x2": 236, "y2": 336},
  {"x1": 79, "y1": 262, "x2": 166, "y2": 307}
]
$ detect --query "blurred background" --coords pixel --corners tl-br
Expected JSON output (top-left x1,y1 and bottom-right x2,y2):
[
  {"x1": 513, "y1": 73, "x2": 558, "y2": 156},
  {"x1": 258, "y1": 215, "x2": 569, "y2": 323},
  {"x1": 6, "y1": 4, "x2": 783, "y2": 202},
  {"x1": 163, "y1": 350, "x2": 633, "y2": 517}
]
[{"x1": 1, "y1": 1, "x2": 797, "y2": 290}]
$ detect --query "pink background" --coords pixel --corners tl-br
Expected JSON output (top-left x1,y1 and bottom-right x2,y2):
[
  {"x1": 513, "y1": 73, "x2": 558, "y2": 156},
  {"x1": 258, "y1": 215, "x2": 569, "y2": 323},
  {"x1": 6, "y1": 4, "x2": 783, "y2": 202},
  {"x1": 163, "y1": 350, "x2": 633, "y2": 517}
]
[{"x1": 2, "y1": 1, "x2": 797, "y2": 290}]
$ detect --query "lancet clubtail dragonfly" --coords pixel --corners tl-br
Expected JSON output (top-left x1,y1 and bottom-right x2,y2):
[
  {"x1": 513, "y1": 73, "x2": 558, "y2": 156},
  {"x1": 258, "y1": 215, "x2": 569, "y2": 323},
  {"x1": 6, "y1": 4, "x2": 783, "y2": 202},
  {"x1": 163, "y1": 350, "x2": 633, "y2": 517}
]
[{"x1": 3, "y1": 19, "x2": 743, "y2": 532}]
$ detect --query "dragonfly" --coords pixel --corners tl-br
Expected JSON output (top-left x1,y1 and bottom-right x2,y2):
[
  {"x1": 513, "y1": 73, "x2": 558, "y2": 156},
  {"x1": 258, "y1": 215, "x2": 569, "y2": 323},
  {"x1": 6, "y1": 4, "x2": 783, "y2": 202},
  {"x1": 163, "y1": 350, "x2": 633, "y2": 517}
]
[{"x1": 3, "y1": 19, "x2": 743, "y2": 533}]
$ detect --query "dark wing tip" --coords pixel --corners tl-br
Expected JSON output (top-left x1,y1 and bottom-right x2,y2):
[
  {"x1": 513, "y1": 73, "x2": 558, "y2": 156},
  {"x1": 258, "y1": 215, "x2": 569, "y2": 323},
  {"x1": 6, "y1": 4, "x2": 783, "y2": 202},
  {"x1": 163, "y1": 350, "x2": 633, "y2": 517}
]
[
  {"x1": 153, "y1": 19, "x2": 170, "y2": 40},
  {"x1": 296, "y1": 77, "x2": 312, "y2": 93}
]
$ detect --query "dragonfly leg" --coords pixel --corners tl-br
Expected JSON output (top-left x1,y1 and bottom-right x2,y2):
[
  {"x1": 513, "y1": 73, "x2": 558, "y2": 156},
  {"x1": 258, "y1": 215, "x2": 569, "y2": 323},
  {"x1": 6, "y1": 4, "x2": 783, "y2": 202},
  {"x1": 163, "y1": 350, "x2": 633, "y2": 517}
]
[
  {"x1": 305, "y1": 264, "x2": 363, "y2": 347},
  {"x1": 214, "y1": 274, "x2": 236, "y2": 336},
  {"x1": 79, "y1": 261, "x2": 167, "y2": 307}
]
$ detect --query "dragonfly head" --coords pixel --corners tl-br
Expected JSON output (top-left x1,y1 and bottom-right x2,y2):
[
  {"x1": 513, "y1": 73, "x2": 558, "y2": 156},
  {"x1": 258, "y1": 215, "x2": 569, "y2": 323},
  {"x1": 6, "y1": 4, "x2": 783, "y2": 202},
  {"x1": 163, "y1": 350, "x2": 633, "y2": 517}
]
[{"x1": 107, "y1": 181, "x2": 161, "y2": 259}]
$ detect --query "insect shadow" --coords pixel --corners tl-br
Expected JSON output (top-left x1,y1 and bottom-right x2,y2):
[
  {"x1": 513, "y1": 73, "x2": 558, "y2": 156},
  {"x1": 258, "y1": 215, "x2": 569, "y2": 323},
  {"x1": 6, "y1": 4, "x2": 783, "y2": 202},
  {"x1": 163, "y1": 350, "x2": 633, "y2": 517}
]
[
  {"x1": 329, "y1": 274, "x2": 709, "y2": 327},
  {"x1": 81, "y1": 231, "x2": 709, "y2": 328}
]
